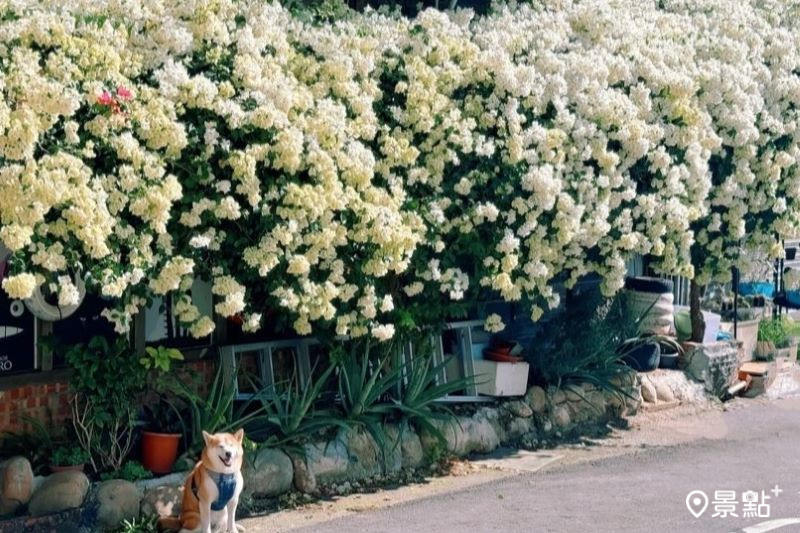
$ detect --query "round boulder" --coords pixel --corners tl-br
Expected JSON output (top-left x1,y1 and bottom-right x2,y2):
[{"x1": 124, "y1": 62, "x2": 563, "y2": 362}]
[
  {"x1": 290, "y1": 454, "x2": 317, "y2": 495},
  {"x1": 640, "y1": 378, "x2": 657, "y2": 403},
  {"x1": 303, "y1": 439, "x2": 350, "y2": 486},
  {"x1": 503, "y1": 400, "x2": 533, "y2": 418},
  {"x1": 399, "y1": 426, "x2": 425, "y2": 469},
  {"x1": 0, "y1": 456, "x2": 34, "y2": 515},
  {"x1": 95, "y1": 479, "x2": 141, "y2": 530},
  {"x1": 588, "y1": 391, "x2": 607, "y2": 418},
  {"x1": 505, "y1": 416, "x2": 534, "y2": 440},
  {"x1": 525, "y1": 386, "x2": 547, "y2": 414},
  {"x1": 28, "y1": 471, "x2": 90, "y2": 517},
  {"x1": 655, "y1": 382, "x2": 676, "y2": 403},
  {"x1": 340, "y1": 427, "x2": 382, "y2": 480},
  {"x1": 244, "y1": 448, "x2": 293, "y2": 498},
  {"x1": 552, "y1": 405, "x2": 571, "y2": 429},
  {"x1": 140, "y1": 484, "x2": 182, "y2": 518}
]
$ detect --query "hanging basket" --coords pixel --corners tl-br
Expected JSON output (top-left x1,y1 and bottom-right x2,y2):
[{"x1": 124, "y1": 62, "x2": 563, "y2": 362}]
[{"x1": 24, "y1": 273, "x2": 86, "y2": 321}]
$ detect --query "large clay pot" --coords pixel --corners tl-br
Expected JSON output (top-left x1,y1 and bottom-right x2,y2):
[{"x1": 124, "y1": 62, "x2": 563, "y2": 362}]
[
  {"x1": 624, "y1": 277, "x2": 674, "y2": 335},
  {"x1": 141, "y1": 431, "x2": 181, "y2": 474}
]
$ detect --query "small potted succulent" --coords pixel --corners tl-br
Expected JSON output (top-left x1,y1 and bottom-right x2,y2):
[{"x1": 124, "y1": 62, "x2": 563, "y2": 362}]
[{"x1": 49, "y1": 445, "x2": 89, "y2": 473}]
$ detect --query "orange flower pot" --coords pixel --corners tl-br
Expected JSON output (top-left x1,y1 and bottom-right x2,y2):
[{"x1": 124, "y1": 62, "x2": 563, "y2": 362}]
[
  {"x1": 49, "y1": 464, "x2": 85, "y2": 474},
  {"x1": 141, "y1": 431, "x2": 181, "y2": 474}
]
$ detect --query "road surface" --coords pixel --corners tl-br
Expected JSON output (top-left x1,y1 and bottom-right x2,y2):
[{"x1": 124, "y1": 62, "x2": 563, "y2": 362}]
[{"x1": 243, "y1": 397, "x2": 800, "y2": 533}]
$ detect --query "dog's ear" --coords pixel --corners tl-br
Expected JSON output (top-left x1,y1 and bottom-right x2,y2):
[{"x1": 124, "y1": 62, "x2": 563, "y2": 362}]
[
  {"x1": 202, "y1": 430, "x2": 212, "y2": 445},
  {"x1": 234, "y1": 428, "x2": 245, "y2": 443}
]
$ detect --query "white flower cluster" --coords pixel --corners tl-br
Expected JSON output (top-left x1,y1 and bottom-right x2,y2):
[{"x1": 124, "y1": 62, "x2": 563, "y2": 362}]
[
  {"x1": 1, "y1": 0, "x2": 799, "y2": 340},
  {"x1": 377, "y1": 1, "x2": 800, "y2": 318}
]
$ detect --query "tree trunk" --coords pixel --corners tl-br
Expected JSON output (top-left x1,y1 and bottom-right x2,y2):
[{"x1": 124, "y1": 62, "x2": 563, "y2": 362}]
[{"x1": 690, "y1": 279, "x2": 705, "y2": 343}]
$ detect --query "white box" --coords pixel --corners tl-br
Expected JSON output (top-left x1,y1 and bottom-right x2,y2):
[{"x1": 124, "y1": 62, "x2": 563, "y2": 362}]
[
  {"x1": 473, "y1": 359, "x2": 529, "y2": 397},
  {"x1": 702, "y1": 311, "x2": 721, "y2": 344}
]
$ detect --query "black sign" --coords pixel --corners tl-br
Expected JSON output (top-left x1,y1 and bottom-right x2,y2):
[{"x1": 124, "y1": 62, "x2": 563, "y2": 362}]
[{"x1": 0, "y1": 262, "x2": 37, "y2": 375}]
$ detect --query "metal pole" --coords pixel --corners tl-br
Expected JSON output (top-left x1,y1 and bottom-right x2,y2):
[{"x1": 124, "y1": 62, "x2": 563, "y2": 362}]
[
  {"x1": 774, "y1": 255, "x2": 781, "y2": 320},
  {"x1": 732, "y1": 266, "x2": 739, "y2": 339}
]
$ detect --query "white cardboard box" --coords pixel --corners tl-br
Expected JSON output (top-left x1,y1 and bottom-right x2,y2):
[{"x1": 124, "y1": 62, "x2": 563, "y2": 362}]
[{"x1": 473, "y1": 359, "x2": 529, "y2": 397}]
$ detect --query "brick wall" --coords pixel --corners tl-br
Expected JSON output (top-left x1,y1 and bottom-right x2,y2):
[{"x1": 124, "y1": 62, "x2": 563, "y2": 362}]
[
  {"x1": 0, "y1": 380, "x2": 71, "y2": 435},
  {"x1": 0, "y1": 359, "x2": 217, "y2": 437}
]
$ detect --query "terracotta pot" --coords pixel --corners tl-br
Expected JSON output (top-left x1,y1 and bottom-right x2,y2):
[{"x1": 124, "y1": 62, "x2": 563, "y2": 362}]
[
  {"x1": 49, "y1": 463, "x2": 85, "y2": 474},
  {"x1": 490, "y1": 341, "x2": 515, "y2": 355},
  {"x1": 484, "y1": 350, "x2": 524, "y2": 363},
  {"x1": 141, "y1": 431, "x2": 181, "y2": 474}
]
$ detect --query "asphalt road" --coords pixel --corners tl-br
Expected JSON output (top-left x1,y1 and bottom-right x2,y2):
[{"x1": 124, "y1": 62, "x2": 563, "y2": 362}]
[{"x1": 279, "y1": 398, "x2": 800, "y2": 533}]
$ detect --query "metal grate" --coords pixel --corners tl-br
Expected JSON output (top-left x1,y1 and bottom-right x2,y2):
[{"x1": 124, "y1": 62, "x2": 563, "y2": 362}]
[{"x1": 221, "y1": 322, "x2": 496, "y2": 403}]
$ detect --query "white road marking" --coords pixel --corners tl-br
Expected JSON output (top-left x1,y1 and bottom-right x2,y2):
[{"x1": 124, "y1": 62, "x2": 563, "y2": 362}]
[{"x1": 732, "y1": 518, "x2": 800, "y2": 533}]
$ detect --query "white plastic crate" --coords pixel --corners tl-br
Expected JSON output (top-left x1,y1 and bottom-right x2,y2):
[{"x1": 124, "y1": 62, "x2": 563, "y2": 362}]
[{"x1": 474, "y1": 359, "x2": 529, "y2": 397}]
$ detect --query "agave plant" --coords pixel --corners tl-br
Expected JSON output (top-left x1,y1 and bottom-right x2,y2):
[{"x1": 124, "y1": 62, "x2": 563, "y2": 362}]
[
  {"x1": 381, "y1": 335, "x2": 475, "y2": 446},
  {"x1": 392, "y1": 354, "x2": 473, "y2": 445},
  {"x1": 251, "y1": 364, "x2": 350, "y2": 449},
  {"x1": 173, "y1": 365, "x2": 269, "y2": 458},
  {"x1": 333, "y1": 340, "x2": 404, "y2": 462}
]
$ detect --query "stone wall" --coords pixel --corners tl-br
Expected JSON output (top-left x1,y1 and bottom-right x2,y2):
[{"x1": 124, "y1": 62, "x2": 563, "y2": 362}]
[
  {"x1": 139, "y1": 375, "x2": 642, "y2": 527},
  {"x1": 1, "y1": 373, "x2": 644, "y2": 532}
]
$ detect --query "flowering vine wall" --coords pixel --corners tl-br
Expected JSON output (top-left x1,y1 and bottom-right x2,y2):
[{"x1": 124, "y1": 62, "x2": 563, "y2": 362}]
[{"x1": 1, "y1": 0, "x2": 799, "y2": 340}]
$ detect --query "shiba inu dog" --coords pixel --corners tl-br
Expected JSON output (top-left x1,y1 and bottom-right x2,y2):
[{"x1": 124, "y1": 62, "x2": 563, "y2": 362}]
[{"x1": 159, "y1": 430, "x2": 245, "y2": 533}]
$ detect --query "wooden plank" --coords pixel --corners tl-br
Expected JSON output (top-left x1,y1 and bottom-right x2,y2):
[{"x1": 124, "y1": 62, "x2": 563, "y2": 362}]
[
  {"x1": 739, "y1": 362, "x2": 770, "y2": 375},
  {"x1": 37, "y1": 319, "x2": 52, "y2": 371}
]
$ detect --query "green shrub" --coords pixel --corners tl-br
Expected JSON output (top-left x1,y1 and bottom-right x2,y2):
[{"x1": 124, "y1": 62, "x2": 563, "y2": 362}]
[
  {"x1": 100, "y1": 460, "x2": 153, "y2": 482},
  {"x1": 66, "y1": 336, "x2": 147, "y2": 473},
  {"x1": 759, "y1": 318, "x2": 790, "y2": 346},
  {"x1": 388, "y1": 337, "x2": 473, "y2": 445},
  {"x1": 114, "y1": 516, "x2": 159, "y2": 533},
  {"x1": 50, "y1": 445, "x2": 90, "y2": 466}
]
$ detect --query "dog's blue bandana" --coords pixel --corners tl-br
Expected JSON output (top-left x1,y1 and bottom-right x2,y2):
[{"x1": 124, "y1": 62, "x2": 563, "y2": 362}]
[{"x1": 194, "y1": 469, "x2": 238, "y2": 511}]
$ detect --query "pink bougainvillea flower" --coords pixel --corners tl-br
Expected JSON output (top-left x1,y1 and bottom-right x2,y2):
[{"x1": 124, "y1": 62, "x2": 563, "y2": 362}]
[
  {"x1": 97, "y1": 90, "x2": 115, "y2": 106},
  {"x1": 116, "y1": 86, "x2": 132, "y2": 101}
]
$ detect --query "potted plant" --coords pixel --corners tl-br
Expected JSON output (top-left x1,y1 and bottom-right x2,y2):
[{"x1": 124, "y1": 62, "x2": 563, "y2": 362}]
[
  {"x1": 140, "y1": 398, "x2": 185, "y2": 474},
  {"x1": 138, "y1": 346, "x2": 186, "y2": 474},
  {"x1": 755, "y1": 318, "x2": 788, "y2": 360},
  {"x1": 49, "y1": 445, "x2": 89, "y2": 473}
]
